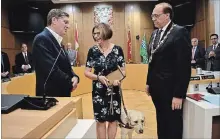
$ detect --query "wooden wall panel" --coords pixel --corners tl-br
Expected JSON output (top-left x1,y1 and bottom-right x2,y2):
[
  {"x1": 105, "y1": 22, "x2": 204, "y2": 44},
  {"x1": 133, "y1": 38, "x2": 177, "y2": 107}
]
[
  {"x1": 81, "y1": 3, "x2": 96, "y2": 64},
  {"x1": 62, "y1": 4, "x2": 75, "y2": 45},
  {"x1": 111, "y1": 3, "x2": 125, "y2": 51},
  {"x1": 1, "y1": 27, "x2": 15, "y2": 49},
  {"x1": 1, "y1": 6, "x2": 9, "y2": 28},
  {"x1": 191, "y1": 0, "x2": 215, "y2": 48},
  {"x1": 2, "y1": 1, "x2": 155, "y2": 67},
  {"x1": 132, "y1": 4, "x2": 141, "y2": 63},
  {"x1": 206, "y1": 0, "x2": 215, "y2": 46},
  {"x1": 195, "y1": 0, "x2": 205, "y2": 22}
]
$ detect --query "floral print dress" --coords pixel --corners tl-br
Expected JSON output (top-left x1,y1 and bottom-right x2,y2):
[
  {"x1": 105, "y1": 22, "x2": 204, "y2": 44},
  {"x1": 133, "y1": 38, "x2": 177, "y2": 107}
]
[{"x1": 86, "y1": 45, "x2": 125, "y2": 122}]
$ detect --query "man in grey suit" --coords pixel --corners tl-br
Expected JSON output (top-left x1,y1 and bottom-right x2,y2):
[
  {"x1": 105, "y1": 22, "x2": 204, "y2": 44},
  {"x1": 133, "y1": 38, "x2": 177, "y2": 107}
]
[
  {"x1": 205, "y1": 34, "x2": 220, "y2": 71},
  {"x1": 66, "y1": 43, "x2": 77, "y2": 66}
]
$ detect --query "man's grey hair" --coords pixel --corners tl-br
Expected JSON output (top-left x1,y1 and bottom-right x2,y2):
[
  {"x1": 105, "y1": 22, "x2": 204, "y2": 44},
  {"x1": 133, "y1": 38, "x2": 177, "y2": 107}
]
[
  {"x1": 47, "y1": 9, "x2": 69, "y2": 26},
  {"x1": 155, "y1": 2, "x2": 174, "y2": 20},
  {"x1": 191, "y1": 38, "x2": 198, "y2": 43}
]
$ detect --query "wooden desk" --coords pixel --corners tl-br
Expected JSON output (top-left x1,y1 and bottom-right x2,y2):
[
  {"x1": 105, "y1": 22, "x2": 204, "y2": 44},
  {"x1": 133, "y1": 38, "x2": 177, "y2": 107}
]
[
  {"x1": 2, "y1": 65, "x2": 219, "y2": 97},
  {"x1": 2, "y1": 98, "x2": 77, "y2": 139},
  {"x1": 183, "y1": 92, "x2": 220, "y2": 139}
]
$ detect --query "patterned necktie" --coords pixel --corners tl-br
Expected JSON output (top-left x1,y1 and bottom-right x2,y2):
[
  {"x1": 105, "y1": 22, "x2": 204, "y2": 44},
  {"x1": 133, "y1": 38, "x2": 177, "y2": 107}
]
[
  {"x1": 25, "y1": 53, "x2": 29, "y2": 64},
  {"x1": 153, "y1": 29, "x2": 163, "y2": 50},
  {"x1": 213, "y1": 45, "x2": 216, "y2": 50}
]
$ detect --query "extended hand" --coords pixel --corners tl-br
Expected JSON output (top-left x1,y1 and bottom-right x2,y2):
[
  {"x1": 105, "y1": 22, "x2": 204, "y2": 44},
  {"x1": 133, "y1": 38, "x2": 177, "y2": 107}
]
[
  {"x1": 112, "y1": 80, "x2": 120, "y2": 86},
  {"x1": 191, "y1": 60, "x2": 196, "y2": 63},
  {"x1": 209, "y1": 51, "x2": 216, "y2": 57},
  {"x1": 1, "y1": 72, "x2": 7, "y2": 77},
  {"x1": 72, "y1": 77, "x2": 78, "y2": 91},
  {"x1": 145, "y1": 85, "x2": 150, "y2": 96},
  {"x1": 172, "y1": 97, "x2": 183, "y2": 110}
]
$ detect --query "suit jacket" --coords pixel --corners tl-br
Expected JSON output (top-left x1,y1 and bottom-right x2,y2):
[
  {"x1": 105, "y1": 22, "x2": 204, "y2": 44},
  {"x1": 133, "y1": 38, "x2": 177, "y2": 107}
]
[
  {"x1": 15, "y1": 52, "x2": 33, "y2": 73},
  {"x1": 32, "y1": 28, "x2": 80, "y2": 97},
  {"x1": 205, "y1": 43, "x2": 220, "y2": 71},
  {"x1": 1, "y1": 52, "x2": 10, "y2": 74},
  {"x1": 191, "y1": 45, "x2": 205, "y2": 69},
  {"x1": 147, "y1": 23, "x2": 191, "y2": 99}
]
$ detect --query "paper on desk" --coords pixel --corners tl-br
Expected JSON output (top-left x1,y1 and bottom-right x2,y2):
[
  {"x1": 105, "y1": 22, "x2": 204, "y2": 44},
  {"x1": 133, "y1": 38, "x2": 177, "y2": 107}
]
[{"x1": 203, "y1": 95, "x2": 220, "y2": 106}]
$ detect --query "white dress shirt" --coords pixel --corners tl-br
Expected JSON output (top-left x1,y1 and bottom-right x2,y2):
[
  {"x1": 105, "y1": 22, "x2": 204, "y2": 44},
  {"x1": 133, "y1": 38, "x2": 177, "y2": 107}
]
[
  {"x1": 159, "y1": 20, "x2": 172, "y2": 41},
  {"x1": 192, "y1": 46, "x2": 197, "y2": 60},
  {"x1": 46, "y1": 27, "x2": 63, "y2": 46},
  {"x1": 213, "y1": 43, "x2": 219, "y2": 50},
  {"x1": 21, "y1": 52, "x2": 31, "y2": 69}
]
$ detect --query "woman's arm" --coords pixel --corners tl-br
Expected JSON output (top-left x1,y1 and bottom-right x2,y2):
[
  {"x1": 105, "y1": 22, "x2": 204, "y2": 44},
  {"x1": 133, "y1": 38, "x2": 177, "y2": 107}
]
[{"x1": 84, "y1": 67, "x2": 98, "y2": 80}]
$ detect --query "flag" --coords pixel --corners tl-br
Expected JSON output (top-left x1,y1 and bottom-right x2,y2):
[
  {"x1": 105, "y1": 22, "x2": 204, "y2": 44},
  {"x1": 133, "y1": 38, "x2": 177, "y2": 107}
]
[
  {"x1": 140, "y1": 33, "x2": 148, "y2": 64},
  {"x1": 127, "y1": 30, "x2": 132, "y2": 63},
  {"x1": 75, "y1": 23, "x2": 79, "y2": 66}
]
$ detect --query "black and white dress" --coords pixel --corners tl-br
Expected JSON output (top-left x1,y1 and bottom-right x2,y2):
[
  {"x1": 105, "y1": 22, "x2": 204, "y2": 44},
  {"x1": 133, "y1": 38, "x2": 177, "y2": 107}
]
[{"x1": 86, "y1": 45, "x2": 125, "y2": 122}]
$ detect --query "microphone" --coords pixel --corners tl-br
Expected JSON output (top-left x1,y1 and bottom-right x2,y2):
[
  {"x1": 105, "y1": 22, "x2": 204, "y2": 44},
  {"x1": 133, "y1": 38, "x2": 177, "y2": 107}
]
[
  {"x1": 21, "y1": 48, "x2": 63, "y2": 110},
  {"x1": 43, "y1": 48, "x2": 62, "y2": 101},
  {"x1": 206, "y1": 72, "x2": 220, "y2": 94}
]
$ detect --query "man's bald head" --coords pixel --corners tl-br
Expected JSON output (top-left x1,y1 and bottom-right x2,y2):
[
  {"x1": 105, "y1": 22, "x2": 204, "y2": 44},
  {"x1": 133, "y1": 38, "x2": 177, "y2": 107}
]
[
  {"x1": 152, "y1": 2, "x2": 173, "y2": 28},
  {"x1": 67, "y1": 43, "x2": 72, "y2": 49},
  {"x1": 191, "y1": 38, "x2": 198, "y2": 47}
]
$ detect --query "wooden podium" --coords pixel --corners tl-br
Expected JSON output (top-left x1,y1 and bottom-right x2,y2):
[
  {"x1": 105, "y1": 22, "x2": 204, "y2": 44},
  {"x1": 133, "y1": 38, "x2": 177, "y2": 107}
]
[{"x1": 2, "y1": 98, "x2": 80, "y2": 139}]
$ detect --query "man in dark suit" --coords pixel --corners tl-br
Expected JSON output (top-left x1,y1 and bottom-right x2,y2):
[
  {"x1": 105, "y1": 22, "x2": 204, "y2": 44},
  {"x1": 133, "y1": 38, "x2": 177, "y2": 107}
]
[
  {"x1": 32, "y1": 9, "x2": 79, "y2": 97},
  {"x1": 191, "y1": 38, "x2": 205, "y2": 69},
  {"x1": 1, "y1": 51, "x2": 10, "y2": 78},
  {"x1": 146, "y1": 3, "x2": 191, "y2": 139},
  {"x1": 15, "y1": 43, "x2": 33, "y2": 73},
  {"x1": 205, "y1": 34, "x2": 220, "y2": 71}
]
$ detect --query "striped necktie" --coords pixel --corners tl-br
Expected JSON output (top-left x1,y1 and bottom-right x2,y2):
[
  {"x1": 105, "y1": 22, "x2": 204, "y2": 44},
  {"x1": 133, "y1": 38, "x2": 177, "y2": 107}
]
[{"x1": 153, "y1": 29, "x2": 162, "y2": 50}]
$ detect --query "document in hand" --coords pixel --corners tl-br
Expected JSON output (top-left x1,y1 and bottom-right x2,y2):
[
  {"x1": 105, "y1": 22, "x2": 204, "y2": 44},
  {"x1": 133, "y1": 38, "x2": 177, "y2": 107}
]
[{"x1": 106, "y1": 66, "x2": 126, "y2": 85}]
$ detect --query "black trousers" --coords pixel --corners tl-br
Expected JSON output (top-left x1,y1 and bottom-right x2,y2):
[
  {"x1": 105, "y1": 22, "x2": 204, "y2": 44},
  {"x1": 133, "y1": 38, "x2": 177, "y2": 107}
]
[{"x1": 151, "y1": 92, "x2": 183, "y2": 139}]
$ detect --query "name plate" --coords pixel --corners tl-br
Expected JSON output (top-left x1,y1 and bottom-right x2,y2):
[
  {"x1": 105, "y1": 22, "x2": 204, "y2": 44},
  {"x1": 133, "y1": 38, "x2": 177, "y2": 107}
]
[
  {"x1": 201, "y1": 75, "x2": 215, "y2": 80},
  {"x1": 190, "y1": 76, "x2": 200, "y2": 81}
]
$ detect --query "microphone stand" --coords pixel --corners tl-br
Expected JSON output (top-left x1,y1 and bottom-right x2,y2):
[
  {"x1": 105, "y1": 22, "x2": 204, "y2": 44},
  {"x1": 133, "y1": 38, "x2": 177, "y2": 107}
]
[
  {"x1": 21, "y1": 49, "x2": 63, "y2": 110},
  {"x1": 206, "y1": 56, "x2": 220, "y2": 94}
]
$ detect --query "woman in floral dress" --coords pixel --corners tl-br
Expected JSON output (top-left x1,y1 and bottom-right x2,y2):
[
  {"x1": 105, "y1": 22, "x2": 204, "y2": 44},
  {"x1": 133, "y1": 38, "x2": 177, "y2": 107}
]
[{"x1": 84, "y1": 23, "x2": 126, "y2": 139}]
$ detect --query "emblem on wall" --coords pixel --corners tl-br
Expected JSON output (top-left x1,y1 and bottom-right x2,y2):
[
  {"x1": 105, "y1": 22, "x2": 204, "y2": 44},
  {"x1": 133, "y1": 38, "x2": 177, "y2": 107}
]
[{"x1": 94, "y1": 5, "x2": 113, "y2": 25}]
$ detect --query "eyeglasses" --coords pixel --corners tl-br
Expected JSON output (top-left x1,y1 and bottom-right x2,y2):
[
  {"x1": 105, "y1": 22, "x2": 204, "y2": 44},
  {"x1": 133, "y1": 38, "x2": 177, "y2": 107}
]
[
  {"x1": 93, "y1": 32, "x2": 100, "y2": 35},
  {"x1": 151, "y1": 14, "x2": 164, "y2": 19},
  {"x1": 210, "y1": 38, "x2": 218, "y2": 40}
]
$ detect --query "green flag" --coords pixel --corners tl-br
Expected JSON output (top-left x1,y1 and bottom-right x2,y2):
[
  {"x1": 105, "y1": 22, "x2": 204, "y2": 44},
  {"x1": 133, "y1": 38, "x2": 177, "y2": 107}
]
[{"x1": 140, "y1": 33, "x2": 148, "y2": 64}]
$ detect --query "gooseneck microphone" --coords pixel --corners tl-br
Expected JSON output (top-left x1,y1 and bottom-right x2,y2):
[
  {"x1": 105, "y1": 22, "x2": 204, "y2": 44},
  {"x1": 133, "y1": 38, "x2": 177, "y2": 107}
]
[
  {"x1": 21, "y1": 48, "x2": 63, "y2": 110},
  {"x1": 43, "y1": 48, "x2": 62, "y2": 102},
  {"x1": 206, "y1": 71, "x2": 220, "y2": 94}
]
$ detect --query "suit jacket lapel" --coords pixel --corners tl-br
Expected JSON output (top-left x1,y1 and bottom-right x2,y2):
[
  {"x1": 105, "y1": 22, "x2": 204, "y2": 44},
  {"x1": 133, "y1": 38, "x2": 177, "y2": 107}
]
[
  {"x1": 44, "y1": 28, "x2": 63, "y2": 50},
  {"x1": 44, "y1": 28, "x2": 68, "y2": 59},
  {"x1": 153, "y1": 22, "x2": 174, "y2": 54},
  {"x1": 148, "y1": 30, "x2": 157, "y2": 55},
  {"x1": 194, "y1": 46, "x2": 199, "y2": 59},
  {"x1": 160, "y1": 22, "x2": 173, "y2": 41}
]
